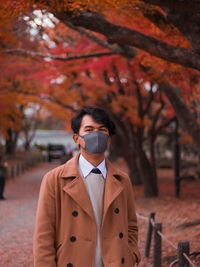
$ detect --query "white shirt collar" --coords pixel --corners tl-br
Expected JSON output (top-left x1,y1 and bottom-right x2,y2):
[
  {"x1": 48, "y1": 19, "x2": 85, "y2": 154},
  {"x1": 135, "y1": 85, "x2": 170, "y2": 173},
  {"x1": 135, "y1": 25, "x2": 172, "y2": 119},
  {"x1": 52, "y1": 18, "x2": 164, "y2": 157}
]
[{"x1": 78, "y1": 154, "x2": 107, "y2": 179}]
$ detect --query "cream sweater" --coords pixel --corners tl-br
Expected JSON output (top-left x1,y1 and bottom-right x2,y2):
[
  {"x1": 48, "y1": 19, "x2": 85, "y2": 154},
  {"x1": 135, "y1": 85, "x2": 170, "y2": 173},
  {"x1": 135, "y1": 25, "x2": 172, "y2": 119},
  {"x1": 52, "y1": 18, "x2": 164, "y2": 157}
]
[{"x1": 82, "y1": 171, "x2": 105, "y2": 267}]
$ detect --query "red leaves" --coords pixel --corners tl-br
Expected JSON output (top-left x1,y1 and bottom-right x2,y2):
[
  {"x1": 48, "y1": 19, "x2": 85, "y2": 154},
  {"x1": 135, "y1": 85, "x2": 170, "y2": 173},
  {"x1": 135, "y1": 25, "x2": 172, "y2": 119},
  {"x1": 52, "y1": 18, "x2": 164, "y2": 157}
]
[
  {"x1": 0, "y1": 0, "x2": 199, "y2": 148},
  {"x1": 80, "y1": 55, "x2": 119, "y2": 73}
]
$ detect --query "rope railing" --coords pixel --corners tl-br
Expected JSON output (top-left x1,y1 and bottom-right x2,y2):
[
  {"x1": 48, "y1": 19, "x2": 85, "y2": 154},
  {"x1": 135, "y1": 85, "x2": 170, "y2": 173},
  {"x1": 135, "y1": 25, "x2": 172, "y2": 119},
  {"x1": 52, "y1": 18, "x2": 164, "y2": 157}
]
[
  {"x1": 136, "y1": 212, "x2": 199, "y2": 267},
  {"x1": 136, "y1": 212, "x2": 149, "y2": 221},
  {"x1": 156, "y1": 230, "x2": 177, "y2": 250},
  {"x1": 169, "y1": 252, "x2": 199, "y2": 267},
  {"x1": 183, "y1": 252, "x2": 197, "y2": 267}
]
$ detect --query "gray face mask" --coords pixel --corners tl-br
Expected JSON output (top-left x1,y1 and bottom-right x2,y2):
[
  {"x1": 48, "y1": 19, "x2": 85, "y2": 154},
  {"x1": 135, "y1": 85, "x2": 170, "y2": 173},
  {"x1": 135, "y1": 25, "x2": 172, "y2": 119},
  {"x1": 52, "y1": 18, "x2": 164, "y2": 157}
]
[{"x1": 80, "y1": 131, "x2": 109, "y2": 154}]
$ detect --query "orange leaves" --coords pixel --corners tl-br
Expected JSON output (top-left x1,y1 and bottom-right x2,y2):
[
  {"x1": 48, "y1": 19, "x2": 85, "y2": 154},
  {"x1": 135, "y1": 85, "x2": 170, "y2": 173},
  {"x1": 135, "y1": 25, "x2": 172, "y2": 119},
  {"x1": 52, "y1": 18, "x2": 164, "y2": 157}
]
[
  {"x1": 0, "y1": 0, "x2": 199, "y2": 145},
  {"x1": 0, "y1": 51, "x2": 45, "y2": 139},
  {"x1": 0, "y1": 93, "x2": 23, "y2": 138},
  {"x1": 111, "y1": 95, "x2": 144, "y2": 127},
  {"x1": 178, "y1": 135, "x2": 193, "y2": 145}
]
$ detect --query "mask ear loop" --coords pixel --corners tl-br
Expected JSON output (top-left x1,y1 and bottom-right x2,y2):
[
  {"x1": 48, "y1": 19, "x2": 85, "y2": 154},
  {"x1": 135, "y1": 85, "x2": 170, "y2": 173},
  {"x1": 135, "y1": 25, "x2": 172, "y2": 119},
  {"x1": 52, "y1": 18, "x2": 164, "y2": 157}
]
[{"x1": 76, "y1": 134, "x2": 83, "y2": 149}]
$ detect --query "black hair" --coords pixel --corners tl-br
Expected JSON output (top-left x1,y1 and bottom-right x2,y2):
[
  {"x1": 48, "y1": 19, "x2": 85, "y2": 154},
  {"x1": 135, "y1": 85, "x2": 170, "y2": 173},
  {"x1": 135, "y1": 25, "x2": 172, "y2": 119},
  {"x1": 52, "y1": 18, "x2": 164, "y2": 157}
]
[{"x1": 71, "y1": 106, "x2": 116, "y2": 135}]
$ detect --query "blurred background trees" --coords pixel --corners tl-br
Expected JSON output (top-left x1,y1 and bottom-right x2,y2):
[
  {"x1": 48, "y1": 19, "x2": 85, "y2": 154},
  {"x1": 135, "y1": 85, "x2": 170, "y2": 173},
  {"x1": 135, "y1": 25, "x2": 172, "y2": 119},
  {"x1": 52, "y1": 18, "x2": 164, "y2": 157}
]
[{"x1": 1, "y1": 0, "x2": 200, "y2": 197}]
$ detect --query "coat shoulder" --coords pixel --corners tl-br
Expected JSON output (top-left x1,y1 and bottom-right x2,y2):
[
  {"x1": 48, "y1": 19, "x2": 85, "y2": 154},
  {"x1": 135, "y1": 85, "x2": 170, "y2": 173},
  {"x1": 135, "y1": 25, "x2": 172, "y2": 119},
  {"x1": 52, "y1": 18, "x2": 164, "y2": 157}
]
[
  {"x1": 42, "y1": 155, "x2": 79, "y2": 184},
  {"x1": 44, "y1": 163, "x2": 66, "y2": 180}
]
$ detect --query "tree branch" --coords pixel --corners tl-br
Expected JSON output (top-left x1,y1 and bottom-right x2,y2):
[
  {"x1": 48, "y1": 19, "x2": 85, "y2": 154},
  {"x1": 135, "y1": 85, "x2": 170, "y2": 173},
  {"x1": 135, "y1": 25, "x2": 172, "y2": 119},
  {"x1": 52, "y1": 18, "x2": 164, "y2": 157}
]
[
  {"x1": 65, "y1": 22, "x2": 137, "y2": 58},
  {"x1": 144, "y1": 86, "x2": 154, "y2": 115},
  {"x1": 154, "y1": 116, "x2": 176, "y2": 136},
  {"x1": 140, "y1": 0, "x2": 200, "y2": 13},
  {"x1": 135, "y1": 82, "x2": 144, "y2": 119},
  {"x1": 55, "y1": 10, "x2": 200, "y2": 71},
  {"x1": 160, "y1": 82, "x2": 200, "y2": 149},
  {"x1": 153, "y1": 91, "x2": 165, "y2": 129},
  {"x1": 4, "y1": 87, "x2": 77, "y2": 112},
  {"x1": 112, "y1": 65, "x2": 125, "y2": 95},
  {"x1": 3, "y1": 48, "x2": 118, "y2": 61}
]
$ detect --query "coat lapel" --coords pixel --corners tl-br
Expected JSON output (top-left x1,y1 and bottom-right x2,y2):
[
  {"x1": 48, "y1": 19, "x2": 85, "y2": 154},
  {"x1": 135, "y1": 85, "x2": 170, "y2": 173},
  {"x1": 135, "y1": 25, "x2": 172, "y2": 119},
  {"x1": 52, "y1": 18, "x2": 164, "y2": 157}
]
[
  {"x1": 63, "y1": 177, "x2": 94, "y2": 219},
  {"x1": 60, "y1": 153, "x2": 125, "y2": 222},
  {"x1": 61, "y1": 153, "x2": 95, "y2": 220},
  {"x1": 103, "y1": 160, "x2": 124, "y2": 222}
]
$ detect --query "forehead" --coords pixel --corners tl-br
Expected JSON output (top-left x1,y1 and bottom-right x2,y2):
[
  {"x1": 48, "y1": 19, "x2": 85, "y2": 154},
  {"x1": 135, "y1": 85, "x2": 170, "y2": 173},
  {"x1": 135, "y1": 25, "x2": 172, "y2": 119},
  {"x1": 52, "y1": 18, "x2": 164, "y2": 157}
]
[{"x1": 80, "y1": 115, "x2": 105, "y2": 128}]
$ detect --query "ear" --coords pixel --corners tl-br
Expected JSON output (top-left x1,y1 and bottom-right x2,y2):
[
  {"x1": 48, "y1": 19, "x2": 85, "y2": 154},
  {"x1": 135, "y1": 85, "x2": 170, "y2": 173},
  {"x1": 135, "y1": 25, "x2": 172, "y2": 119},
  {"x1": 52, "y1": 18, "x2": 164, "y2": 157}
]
[{"x1": 73, "y1": 134, "x2": 79, "y2": 145}]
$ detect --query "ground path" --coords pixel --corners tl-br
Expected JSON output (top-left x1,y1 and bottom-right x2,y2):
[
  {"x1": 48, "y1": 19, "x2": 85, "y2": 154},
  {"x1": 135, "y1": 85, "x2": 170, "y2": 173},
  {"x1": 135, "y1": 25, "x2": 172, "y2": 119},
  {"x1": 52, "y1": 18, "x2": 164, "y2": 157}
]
[
  {"x1": 0, "y1": 162, "x2": 58, "y2": 267},
  {"x1": 0, "y1": 161, "x2": 200, "y2": 266}
]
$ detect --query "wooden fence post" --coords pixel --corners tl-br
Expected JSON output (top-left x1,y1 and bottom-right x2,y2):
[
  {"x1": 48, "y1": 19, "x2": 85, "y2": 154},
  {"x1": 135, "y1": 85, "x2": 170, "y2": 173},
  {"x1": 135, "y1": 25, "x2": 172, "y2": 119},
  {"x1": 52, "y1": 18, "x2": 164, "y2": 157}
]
[
  {"x1": 145, "y1": 212, "x2": 155, "y2": 257},
  {"x1": 178, "y1": 241, "x2": 190, "y2": 267},
  {"x1": 153, "y1": 223, "x2": 162, "y2": 267}
]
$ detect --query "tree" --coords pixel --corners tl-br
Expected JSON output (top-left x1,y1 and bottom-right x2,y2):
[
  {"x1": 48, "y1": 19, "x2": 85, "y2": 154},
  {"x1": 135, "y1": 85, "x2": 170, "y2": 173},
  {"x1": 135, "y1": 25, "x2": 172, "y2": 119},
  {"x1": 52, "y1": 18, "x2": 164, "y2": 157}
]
[
  {"x1": 71, "y1": 54, "x2": 175, "y2": 196},
  {"x1": 1, "y1": 0, "x2": 200, "y2": 196},
  {"x1": 2, "y1": 0, "x2": 200, "y2": 155}
]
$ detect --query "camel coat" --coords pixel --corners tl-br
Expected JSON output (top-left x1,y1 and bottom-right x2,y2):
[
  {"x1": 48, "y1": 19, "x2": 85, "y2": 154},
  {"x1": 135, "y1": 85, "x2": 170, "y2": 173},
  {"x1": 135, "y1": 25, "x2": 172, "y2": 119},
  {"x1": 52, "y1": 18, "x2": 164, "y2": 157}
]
[{"x1": 34, "y1": 153, "x2": 141, "y2": 267}]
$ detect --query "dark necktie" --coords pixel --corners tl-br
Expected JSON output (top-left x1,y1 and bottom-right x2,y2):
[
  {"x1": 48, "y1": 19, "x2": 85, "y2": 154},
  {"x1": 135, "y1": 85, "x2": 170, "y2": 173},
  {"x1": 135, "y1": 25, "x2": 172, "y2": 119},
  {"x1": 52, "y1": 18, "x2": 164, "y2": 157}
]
[{"x1": 91, "y1": 168, "x2": 101, "y2": 174}]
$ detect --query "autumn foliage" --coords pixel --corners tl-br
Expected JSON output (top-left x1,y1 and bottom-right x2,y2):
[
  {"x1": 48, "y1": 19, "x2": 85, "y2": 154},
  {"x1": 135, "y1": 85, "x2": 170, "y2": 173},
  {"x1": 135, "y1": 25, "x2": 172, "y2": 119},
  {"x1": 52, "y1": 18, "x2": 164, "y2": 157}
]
[{"x1": 1, "y1": 0, "x2": 200, "y2": 196}]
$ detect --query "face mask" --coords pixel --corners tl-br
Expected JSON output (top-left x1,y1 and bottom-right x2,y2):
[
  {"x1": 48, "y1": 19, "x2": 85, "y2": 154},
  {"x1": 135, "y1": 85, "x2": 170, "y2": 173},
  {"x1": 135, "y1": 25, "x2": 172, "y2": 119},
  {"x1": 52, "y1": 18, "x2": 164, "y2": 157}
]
[{"x1": 79, "y1": 131, "x2": 109, "y2": 154}]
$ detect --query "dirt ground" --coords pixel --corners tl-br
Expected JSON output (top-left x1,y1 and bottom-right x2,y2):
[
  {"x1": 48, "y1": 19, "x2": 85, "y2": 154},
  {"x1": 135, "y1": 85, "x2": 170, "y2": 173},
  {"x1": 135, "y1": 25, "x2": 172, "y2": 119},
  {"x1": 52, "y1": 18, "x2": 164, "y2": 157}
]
[
  {"x1": 113, "y1": 158, "x2": 200, "y2": 267},
  {"x1": 0, "y1": 159, "x2": 199, "y2": 266}
]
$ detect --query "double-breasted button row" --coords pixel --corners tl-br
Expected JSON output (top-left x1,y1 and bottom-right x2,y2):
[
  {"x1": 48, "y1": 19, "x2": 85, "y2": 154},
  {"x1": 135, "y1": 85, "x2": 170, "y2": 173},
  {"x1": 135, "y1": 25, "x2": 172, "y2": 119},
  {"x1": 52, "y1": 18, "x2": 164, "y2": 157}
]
[
  {"x1": 119, "y1": 228, "x2": 124, "y2": 265},
  {"x1": 119, "y1": 232, "x2": 123, "y2": 239},
  {"x1": 72, "y1": 210, "x2": 78, "y2": 217},
  {"x1": 114, "y1": 208, "x2": 119, "y2": 214},
  {"x1": 67, "y1": 263, "x2": 73, "y2": 267},
  {"x1": 70, "y1": 236, "x2": 76, "y2": 242}
]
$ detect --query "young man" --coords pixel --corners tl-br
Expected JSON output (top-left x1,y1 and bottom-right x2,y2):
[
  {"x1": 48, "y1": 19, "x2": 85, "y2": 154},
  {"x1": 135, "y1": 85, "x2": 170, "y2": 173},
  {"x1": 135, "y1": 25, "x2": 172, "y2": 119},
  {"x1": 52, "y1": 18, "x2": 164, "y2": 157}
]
[{"x1": 34, "y1": 106, "x2": 140, "y2": 267}]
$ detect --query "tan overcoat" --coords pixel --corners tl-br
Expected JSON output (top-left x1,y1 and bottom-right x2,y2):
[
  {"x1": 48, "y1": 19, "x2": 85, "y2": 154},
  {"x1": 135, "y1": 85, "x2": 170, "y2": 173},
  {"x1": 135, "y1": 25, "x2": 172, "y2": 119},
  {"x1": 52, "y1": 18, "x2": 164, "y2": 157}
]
[{"x1": 34, "y1": 153, "x2": 141, "y2": 267}]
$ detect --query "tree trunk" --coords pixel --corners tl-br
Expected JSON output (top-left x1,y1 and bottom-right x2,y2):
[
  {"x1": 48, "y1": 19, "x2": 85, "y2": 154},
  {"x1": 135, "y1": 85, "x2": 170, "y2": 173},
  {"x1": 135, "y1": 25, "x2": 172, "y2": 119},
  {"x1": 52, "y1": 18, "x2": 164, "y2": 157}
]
[
  {"x1": 108, "y1": 135, "x2": 121, "y2": 162},
  {"x1": 5, "y1": 129, "x2": 18, "y2": 156},
  {"x1": 124, "y1": 151, "x2": 142, "y2": 185},
  {"x1": 150, "y1": 137, "x2": 158, "y2": 185},
  {"x1": 24, "y1": 141, "x2": 30, "y2": 151},
  {"x1": 160, "y1": 82, "x2": 200, "y2": 151},
  {"x1": 6, "y1": 139, "x2": 15, "y2": 155},
  {"x1": 109, "y1": 134, "x2": 142, "y2": 185},
  {"x1": 138, "y1": 148, "x2": 158, "y2": 197},
  {"x1": 104, "y1": 109, "x2": 156, "y2": 194}
]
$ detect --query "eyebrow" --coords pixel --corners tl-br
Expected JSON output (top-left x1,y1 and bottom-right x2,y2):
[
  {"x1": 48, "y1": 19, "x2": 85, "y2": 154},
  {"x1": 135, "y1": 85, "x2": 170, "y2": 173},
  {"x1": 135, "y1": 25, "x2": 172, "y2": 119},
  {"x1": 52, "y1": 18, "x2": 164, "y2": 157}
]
[{"x1": 84, "y1": 125, "x2": 107, "y2": 129}]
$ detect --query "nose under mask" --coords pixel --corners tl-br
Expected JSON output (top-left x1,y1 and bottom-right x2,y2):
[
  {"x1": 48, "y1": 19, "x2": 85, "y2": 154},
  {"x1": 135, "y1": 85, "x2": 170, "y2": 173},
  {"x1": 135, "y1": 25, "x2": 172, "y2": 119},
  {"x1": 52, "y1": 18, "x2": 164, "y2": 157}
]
[{"x1": 79, "y1": 131, "x2": 109, "y2": 154}]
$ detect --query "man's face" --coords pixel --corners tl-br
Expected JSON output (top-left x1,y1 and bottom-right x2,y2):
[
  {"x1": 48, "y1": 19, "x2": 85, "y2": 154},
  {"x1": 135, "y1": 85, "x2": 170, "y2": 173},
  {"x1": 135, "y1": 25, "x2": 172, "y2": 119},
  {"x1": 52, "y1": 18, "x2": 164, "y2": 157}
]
[{"x1": 73, "y1": 114, "x2": 111, "y2": 152}]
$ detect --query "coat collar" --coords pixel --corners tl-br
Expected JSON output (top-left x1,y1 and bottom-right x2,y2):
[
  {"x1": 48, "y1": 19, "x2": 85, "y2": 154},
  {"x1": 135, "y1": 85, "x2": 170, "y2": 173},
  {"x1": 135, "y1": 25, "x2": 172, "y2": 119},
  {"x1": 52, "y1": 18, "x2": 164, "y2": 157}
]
[
  {"x1": 60, "y1": 153, "x2": 125, "y2": 220},
  {"x1": 60, "y1": 152, "x2": 81, "y2": 178},
  {"x1": 59, "y1": 153, "x2": 123, "y2": 178}
]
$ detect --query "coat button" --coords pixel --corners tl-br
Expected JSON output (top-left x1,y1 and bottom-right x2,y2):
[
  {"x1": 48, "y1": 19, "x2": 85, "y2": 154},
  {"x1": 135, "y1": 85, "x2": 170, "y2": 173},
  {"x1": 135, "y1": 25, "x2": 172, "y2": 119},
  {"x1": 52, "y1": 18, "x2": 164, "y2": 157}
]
[
  {"x1": 121, "y1": 257, "x2": 125, "y2": 264},
  {"x1": 72, "y1": 211, "x2": 78, "y2": 217},
  {"x1": 67, "y1": 263, "x2": 73, "y2": 267},
  {"x1": 114, "y1": 208, "x2": 119, "y2": 214},
  {"x1": 119, "y1": 232, "x2": 123, "y2": 239},
  {"x1": 70, "y1": 236, "x2": 76, "y2": 242}
]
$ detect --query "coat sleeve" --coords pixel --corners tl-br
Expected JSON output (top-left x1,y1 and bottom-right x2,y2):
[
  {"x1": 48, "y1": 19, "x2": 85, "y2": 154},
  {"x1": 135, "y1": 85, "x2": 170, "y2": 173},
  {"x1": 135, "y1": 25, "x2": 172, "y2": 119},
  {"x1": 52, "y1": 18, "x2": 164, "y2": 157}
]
[
  {"x1": 126, "y1": 176, "x2": 141, "y2": 264},
  {"x1": 34, "y1": 172, "x2": 57, "y2": 267}
]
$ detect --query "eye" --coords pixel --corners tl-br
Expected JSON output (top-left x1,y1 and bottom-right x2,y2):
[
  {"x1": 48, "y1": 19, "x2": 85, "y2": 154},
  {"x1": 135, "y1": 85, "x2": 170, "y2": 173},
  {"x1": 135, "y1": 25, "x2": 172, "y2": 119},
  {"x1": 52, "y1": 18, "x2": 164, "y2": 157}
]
[
  {"x1": 85, "y1": 128, "x2": 93, "y2": 132},
  {"x1": 100, "y1": 128, "x2": 108, "y2": 133}
]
